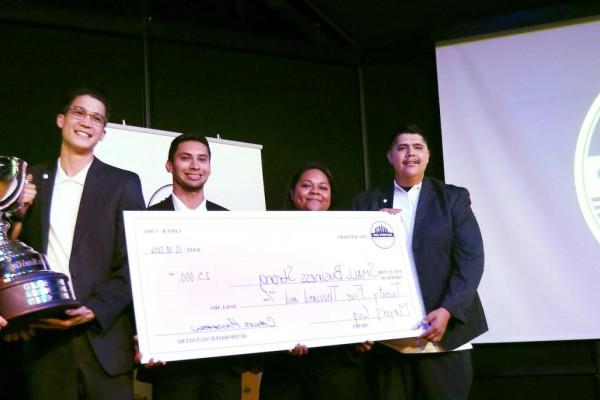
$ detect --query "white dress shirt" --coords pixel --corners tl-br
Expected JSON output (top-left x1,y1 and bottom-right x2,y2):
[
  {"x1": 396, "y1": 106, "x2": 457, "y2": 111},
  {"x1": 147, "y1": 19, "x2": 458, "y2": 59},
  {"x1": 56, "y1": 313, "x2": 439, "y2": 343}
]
[
  {"x1": 46, "y1": 158, "x2": 92, "y2": 294},
  {"x1": 171, "y1": 193, "x2": 207, "y2": 212},
  {"x1": 393, "y1": 180, "x2": 427, "y2": 321}
]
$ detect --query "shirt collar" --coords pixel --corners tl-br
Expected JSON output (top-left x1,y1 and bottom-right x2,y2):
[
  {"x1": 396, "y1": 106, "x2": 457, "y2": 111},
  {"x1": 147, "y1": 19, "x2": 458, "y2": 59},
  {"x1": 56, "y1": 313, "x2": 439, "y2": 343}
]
[
  {"x1": 55, "y1": 158, "x2": 93, "y2": 186},
  {"x1": 393, "y1": 180, "x2": 422, "y2": 194},
  {"x1": 172, "y1": 193, "x2": 207, "y2": 212}
]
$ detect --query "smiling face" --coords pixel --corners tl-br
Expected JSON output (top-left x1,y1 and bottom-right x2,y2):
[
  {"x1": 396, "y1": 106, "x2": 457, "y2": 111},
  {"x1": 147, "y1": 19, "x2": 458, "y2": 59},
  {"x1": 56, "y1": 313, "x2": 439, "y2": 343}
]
[
  {"x1": 387, "y1": 132, "x2": 430, "y2": 187},
  {"x1": 167, "y1": 140, "x2": 211, "y2": 193},
  {"x1": 291, "y1": 168, "x2": 332, "y2": 211},
  {"x1": 57, "y1": 94, "x2": 107, "y2": 155}
]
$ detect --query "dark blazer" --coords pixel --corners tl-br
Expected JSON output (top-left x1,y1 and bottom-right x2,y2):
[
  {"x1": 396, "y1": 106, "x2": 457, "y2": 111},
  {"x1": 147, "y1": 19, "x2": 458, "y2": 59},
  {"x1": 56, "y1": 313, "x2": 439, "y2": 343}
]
[
  {"x1": 21, "y1": 157, "x2": 145, "y2": 375},
  {"x1": 352, "y1": 177, "x2": 487, "y2": 350},
  {"x1": 148, "y1": 195, "x2": 227, "y2": 211}
]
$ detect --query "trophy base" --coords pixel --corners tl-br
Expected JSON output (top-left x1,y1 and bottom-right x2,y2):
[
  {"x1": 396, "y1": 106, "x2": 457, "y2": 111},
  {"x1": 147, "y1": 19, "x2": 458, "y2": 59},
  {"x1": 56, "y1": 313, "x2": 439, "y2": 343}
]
[{"x1": 0, "y1": 271, "x2": 79, "y2": 334}]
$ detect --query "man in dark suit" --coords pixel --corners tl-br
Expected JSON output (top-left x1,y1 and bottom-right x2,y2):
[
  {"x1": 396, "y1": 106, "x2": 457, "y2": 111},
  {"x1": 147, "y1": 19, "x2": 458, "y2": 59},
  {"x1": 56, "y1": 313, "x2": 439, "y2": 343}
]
[
  {"x1": 17, "y1": 89, "x2": 145, "y2": 399},
  {"x1": 353, "y1": 125, "x2": 487, "y2": 400},
  {"x1": 138, "y1": 133, "x2": 245, "y2": 400},
  {"x1": 148, "y1": 134, "x2": 226, "y2": 212}
]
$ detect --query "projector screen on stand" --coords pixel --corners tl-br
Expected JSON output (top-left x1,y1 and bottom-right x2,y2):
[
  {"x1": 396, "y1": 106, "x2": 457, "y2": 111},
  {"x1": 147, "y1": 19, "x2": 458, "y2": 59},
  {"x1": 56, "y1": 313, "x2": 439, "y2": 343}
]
[{"x1": 436, "y1": 17, "x2": 600, "y2": 343}]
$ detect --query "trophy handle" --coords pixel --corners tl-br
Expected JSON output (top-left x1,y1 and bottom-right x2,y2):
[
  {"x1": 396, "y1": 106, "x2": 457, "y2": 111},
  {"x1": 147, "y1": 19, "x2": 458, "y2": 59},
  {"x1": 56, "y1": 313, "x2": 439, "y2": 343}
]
[{"x1": 0, "y1": 156, "x2": 27, "y2": 214}]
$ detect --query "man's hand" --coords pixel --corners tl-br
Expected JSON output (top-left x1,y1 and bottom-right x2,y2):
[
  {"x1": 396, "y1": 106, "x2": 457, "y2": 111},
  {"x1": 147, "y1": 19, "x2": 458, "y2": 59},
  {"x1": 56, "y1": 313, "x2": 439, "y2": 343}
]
[
  {"x1": 31, "y1": 306, "x2": 95, "y2": 330},
  {"x1": 8, "y1": 174, "x2": 36, "y2": 240},
  {"x1": 419, "y1": 307, "x2": 451, "y2": 343},
  {"x1": 2, "y1": 328, "x2": 36, "y2": 342},
  {"x1": 13, "y1": 174, "x2": 36, "y2": 218},
  {"x1": 1, "y1": 315, "x2": 38, "y2": 342},
  {"x1": 288, "y1": 343, "x2": 308, "y2": 356},
  {"x1": 356, "y1": 340, "x2": 374, "y2": 353},
  {"x1": 133, "y1": 335, "x2": 166, "y2": 368},
  {"x1": 380, "y1": 208, "x2": 401, "y2": 215}
]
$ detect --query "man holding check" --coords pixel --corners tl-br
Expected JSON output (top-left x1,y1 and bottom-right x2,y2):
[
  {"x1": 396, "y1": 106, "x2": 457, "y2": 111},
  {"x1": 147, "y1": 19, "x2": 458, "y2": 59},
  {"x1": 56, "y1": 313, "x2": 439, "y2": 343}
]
[
  {"x1": 138, "y1": 133, "x2": 247, "y2": 400},
  {"x1": 353, "y1": 125, "x2": 487, "y2": 400}
]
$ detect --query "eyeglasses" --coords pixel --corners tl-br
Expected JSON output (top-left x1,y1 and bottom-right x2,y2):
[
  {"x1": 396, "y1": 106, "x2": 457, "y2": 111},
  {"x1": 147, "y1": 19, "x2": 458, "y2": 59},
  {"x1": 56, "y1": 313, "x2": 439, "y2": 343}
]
[{"x1": 67, "y1": 106, "x2": 107, "y2": 127}]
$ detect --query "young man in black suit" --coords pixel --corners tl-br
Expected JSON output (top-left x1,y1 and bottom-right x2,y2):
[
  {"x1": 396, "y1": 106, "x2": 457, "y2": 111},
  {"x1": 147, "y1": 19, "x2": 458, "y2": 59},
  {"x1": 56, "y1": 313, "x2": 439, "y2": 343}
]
[
  {"x1": 353, "y1": 125, "x2": 487, "y2": 400},
  {"x1": 139, "y1": 133, "x2": 247, "y2": 400},
  {"x1": 17, "y1": 89, "x2": 145, "y2": 399},
  {"x1": 148, "y1": 133, "x2": 226, "y2": 212}
]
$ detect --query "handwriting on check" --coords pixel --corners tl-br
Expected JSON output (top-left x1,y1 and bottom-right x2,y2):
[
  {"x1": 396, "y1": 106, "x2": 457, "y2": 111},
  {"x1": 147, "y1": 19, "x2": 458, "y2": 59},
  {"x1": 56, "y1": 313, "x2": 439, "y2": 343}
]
[
  {"x1": 173, "y1": 263, "x2": 412, "y2": 335},
  {"x1": 149, "y1": 245, "x2": 202, "y2": 254}
]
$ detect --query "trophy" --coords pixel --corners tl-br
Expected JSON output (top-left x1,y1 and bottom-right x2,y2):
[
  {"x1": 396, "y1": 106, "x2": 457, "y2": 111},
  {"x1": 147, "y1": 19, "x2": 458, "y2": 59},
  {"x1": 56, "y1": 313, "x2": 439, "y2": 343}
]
[{"x1": 0, "y1": 156, "x2": 78, "y2": 333}]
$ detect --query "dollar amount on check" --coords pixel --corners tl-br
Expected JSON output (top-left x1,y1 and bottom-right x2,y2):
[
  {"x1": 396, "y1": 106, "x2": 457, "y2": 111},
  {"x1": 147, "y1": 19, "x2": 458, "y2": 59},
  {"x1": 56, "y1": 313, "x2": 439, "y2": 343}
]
[{"x1": 124, "y1": 211, "x2": 426, "y2": 363}]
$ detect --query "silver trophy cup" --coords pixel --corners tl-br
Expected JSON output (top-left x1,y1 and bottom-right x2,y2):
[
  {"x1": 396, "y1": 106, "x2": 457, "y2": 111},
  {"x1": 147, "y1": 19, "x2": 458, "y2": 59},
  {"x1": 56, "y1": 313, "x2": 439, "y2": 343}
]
[{"x1": 0, "y1": 156, "x2": 78, "y2": 333}]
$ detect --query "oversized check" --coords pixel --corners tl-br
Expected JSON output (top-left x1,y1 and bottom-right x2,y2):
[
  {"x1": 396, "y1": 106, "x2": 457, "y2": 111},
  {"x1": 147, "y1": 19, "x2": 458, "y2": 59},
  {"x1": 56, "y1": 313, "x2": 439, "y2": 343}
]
[{"x1": 124, "y1": 211, "x2": 426, "y2": 363}]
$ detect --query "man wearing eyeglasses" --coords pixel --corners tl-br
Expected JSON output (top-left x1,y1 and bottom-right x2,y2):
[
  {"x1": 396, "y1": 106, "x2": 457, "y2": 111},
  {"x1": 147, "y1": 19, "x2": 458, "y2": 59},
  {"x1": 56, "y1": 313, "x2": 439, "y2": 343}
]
[{"x1": 15, "y1": 88, "x2": 145, "y2": 399}]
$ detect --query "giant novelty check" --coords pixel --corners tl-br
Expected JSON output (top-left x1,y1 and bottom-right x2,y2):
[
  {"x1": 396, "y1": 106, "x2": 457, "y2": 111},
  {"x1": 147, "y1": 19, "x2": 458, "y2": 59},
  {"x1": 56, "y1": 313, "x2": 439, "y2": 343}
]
[{"x1": 124, "y1": 211, "x2": 426, "y2": 363}]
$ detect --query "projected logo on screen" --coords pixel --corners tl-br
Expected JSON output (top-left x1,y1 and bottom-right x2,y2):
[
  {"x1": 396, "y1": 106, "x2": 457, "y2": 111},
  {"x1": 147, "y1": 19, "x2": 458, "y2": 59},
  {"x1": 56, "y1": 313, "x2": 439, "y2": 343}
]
[{"x1": 575, "y1": 92, "x2": 600, "y2": 245}]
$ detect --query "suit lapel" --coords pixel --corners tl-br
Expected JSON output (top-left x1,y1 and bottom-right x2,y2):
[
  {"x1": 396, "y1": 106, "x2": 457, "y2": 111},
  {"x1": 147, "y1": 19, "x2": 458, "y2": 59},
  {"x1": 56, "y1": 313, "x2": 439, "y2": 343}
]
[
  {"x1": 378, "y1": 182, "x2": 394, "y2": 209},
  {"x1": 206, "y1": 200, "x2": 222, "y2": 211},
  {"x1": 413, "y1": 178, "x2": 434, "y2": 243},
  {"x1": 71, "y1": 158, "x2": 104, "y2": 255},
  {"x1": 151, "y1": 195, "x2": 175, "y2": 210},
  {"x1": 39, "y1": 164, "x2": 56, "y2": 252},
  {"x1": 166, "y1": 196, "x2": 175, "y2": 210}
]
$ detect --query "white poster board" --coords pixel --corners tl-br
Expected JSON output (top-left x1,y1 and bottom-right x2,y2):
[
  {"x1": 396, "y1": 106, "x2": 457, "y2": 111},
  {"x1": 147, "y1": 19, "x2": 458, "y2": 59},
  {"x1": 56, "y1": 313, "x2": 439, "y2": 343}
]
[{"x1": 94, "y1": 123, "x2": 266, "y2": 211}]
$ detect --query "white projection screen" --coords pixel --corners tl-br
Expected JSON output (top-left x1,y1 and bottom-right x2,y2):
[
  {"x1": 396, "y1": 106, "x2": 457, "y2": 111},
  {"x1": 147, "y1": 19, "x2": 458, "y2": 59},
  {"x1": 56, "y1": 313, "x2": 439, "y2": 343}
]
[
  {"x1": 94, "y1": 123, "x2": 266, "y2": 211},
  {"x1": 436, "y1": 17, "x2": 600, "y2": 343}
]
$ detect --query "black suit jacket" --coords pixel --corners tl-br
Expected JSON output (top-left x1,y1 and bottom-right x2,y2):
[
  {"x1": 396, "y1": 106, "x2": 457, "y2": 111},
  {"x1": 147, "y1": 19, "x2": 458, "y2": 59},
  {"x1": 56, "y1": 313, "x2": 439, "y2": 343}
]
[
  {"x1": 353, "y1": 178, "x2": 487, "y2": 350},
  {"x1": 21, "y1": 157, "x2": 145, "y2": 375}
]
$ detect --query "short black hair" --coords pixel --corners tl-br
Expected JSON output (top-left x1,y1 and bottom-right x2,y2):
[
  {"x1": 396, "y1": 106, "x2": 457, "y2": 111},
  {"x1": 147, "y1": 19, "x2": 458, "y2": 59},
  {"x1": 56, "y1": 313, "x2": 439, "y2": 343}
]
[
  {"x1": 388, "y1": 124, "x2": 429, "y2": 149},
  {"x1": 168, "y1": 133, "x2": 211, "y2": 162},
  {"x1": 60, "y1": 88, "x2": 110, "y2": 123},
  {"x1": 284, "y1": 162, "x2": 334, "y2": 210}
]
